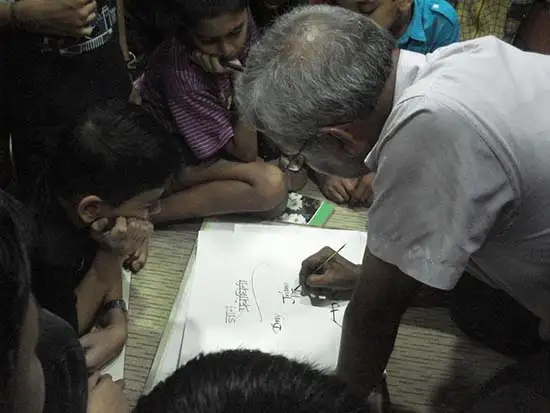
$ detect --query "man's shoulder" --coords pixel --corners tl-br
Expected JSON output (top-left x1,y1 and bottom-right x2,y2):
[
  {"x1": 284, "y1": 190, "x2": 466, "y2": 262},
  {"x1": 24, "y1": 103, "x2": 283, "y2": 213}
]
[
  {"x1": 366, "y1": 94, "x2": 480, "y2": 169},
  {"x1": 385, "y1": 93, "x2": 468, "y2": 136}
]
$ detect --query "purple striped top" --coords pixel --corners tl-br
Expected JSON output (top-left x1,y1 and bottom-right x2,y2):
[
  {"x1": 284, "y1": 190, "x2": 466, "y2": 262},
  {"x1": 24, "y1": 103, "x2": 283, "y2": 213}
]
[{"x1": 140, "y1": 17, "x2": 259, "y2": 161}]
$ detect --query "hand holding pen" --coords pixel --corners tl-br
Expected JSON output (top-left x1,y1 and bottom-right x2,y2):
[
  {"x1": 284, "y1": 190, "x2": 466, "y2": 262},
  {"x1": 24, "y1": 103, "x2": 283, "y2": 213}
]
[{"x1": 297, "y1": 244, "x2": 360, "y2": 300}]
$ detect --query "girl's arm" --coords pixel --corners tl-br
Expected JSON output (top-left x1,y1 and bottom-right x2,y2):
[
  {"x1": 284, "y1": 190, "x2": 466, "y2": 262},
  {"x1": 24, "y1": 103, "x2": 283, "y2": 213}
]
[
  {"x1": 224, "y1": 119, "x2": 258, "y2": 162},
  {"x1": 75, "y1": 250, "x2": 124, "y2": 335},
  {"x1": 102, "y1": 273, "x2": 127, "y2": 327}
]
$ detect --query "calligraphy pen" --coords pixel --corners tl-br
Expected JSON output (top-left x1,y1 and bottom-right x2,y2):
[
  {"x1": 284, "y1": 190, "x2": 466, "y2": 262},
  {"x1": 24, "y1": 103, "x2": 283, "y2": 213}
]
[{"x1": 293, "y1": 243, "x2": 347, "y2": 292}]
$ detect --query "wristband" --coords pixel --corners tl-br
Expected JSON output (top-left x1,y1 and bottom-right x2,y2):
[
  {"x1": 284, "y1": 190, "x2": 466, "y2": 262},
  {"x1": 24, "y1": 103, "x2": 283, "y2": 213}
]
[{"x1": 102, "y1": 299, "x2": 128, "y2": 316}]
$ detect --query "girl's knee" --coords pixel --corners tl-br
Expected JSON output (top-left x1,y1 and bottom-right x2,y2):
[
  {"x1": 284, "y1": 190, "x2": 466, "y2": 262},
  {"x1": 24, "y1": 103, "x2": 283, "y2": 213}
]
[{"x1": 253, "y1": 164, "x2": 287, "y2": 211}]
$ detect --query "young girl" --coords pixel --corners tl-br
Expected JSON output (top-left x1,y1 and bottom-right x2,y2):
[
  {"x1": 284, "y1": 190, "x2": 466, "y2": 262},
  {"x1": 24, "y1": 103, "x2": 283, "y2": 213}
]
[
  {"x1": 29, "y1": 100, "x2": 181, "y2": 372},
  {"x1": 139, "y1": 0, "x2": 298, "y2": 224}
]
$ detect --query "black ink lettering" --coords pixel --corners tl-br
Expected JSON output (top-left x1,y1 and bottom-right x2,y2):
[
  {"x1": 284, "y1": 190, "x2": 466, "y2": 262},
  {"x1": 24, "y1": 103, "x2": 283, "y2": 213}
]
[
  {"x1": 330, "y1": 302, "x2": 342, "y2": 327},
  {"x1": 271, "y1": 314, "x2": 283, "y2": 334}
]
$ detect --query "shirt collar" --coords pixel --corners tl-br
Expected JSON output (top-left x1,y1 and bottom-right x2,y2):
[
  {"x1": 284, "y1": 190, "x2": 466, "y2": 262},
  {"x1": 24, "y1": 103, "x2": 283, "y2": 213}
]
[
  {"x1": 393, "y1": 49, "x2": 427, "y2": 104},
  {"x1": 397, "y1": 0, "x2": 426, "y2": 45}
]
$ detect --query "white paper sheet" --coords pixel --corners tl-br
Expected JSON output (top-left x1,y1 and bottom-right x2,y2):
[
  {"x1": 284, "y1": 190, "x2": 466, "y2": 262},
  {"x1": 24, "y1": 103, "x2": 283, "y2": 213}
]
[
  {"x1": 180, "y1": 224, "x2": 367, "y2": 371},
  {"x1": 144, "y1": 221, "x2": 237, "y2": 392},
  {"x1": 144, "y1": 256, "x2": 196, "y2": 392}
]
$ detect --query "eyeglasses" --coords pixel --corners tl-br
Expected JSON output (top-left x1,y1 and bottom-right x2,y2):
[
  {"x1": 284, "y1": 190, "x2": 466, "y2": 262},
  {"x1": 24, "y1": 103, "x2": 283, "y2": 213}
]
[{"x1": 280, "y1": 134, "x2": 318, "y2": 172}]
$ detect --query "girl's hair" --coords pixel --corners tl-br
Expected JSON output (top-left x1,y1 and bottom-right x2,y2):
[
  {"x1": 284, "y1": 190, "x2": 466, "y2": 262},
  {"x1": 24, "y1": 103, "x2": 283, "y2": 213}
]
[
  {"x1": 169, "y1": 0, "x2": 249, "y2": 29},
  {"x1": 48, "y1": 100, "x2": 182, "y2": 206},
  {"x1": 0, "y1": 190, "x2": 32, "y2": 404}
]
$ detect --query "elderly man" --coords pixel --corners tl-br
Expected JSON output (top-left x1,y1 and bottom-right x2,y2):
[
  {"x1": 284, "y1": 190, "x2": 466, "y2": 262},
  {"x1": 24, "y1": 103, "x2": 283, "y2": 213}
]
[{"x1": 236, "y1": 4, "x2": 550, "y2": 403}]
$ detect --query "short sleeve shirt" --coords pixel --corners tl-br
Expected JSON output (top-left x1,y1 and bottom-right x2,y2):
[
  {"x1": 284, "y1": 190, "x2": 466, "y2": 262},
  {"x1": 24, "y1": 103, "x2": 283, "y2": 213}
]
[
  {"x1": 397, "y1": 0, "x2": 461, "y2": 53},
  {"x1": 365, "y1": 37, "x2": 550, "y2": 331},
  {"x1": 140, "y1": 14, "x2": 259, "y2": 161}
]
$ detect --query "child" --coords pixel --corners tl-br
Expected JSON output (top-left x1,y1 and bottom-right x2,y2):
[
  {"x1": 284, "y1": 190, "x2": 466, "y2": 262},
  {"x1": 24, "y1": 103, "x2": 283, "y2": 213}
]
[
  {"x1": 0, "y1": 189, "x2": 128, "y2": 413},
  {"x1": 139, "y1": 0, "x2": 289, "y2": 224},
  {"x1": 316, "y1": 0, "x2": 460, "y2": 54},
  {"x1": 30, "y1": 100, "x2": 181, "y2": 372},
  {"x1": 135, "y1": 350, "x2": 373, "y2": 413}
]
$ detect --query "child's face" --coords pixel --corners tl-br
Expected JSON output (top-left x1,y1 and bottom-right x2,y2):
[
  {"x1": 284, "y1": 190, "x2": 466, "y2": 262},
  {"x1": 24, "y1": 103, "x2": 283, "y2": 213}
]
[
  {"x1": 191, "y1": 9, "x2": 249, "y2": 60},
  {"x1": 333, "y1": 0, "x2": 412, "y2": 35},
  {"x1": 76, "y1": 187, "x2": 165, "y2": 226},
  {"x1": 111, "y1": 187, "x2": 165, "y2": 221}
]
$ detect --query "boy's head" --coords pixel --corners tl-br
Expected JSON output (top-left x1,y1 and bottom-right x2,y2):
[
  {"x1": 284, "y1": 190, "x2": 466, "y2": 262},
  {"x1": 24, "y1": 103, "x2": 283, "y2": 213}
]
[
  {"x1": 0, "y1": 190, "x2": 45, "y2": 413},
  {"x1": 135, "y1": 350, "x2": 371, "y2": 413},
  {"x1": 49, "y1": 100, "x2": 182, "y2": 224},
  {"x1": 171, "y1": 0, "x2": 250, "y2": 60},
  {"x1": 332, "y1": 0, "x2": 413, "y2": 36}
]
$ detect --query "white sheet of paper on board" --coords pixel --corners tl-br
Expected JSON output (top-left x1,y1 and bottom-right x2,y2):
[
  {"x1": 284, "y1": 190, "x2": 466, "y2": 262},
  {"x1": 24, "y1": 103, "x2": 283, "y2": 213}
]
[{"x1": 179, "y1": 224, "x2": 367, "y2": 371}]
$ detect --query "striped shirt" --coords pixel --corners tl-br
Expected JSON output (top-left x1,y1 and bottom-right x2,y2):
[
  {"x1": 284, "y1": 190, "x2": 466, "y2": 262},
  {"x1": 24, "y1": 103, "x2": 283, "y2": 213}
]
[{"x1": 140, "y1": 17, "x2": 259, "y2": 161}]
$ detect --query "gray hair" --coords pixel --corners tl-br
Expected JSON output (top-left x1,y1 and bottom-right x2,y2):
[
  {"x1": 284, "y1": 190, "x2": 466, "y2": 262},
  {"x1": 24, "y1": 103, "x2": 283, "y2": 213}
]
[{"x1": 236, "y1": 5, "x2": 395, "y2": 150}]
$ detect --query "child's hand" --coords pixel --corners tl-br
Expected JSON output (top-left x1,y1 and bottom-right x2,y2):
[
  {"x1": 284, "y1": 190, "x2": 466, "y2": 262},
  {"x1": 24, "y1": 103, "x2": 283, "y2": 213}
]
[
  {"x1": 191, "y1": 51, "x2": 243, "y2": 75},
  {"x1": 123, "y1": 237, "x2": 150, "y2": 274},
  {"x1": 91, "y1": 217, "x2": 153, "y2": 257},
  {"x1": 79, "y1": 310, "x2": 128, "y2": 372},
  {"x1": 87, "y1": 373, "x2": 129, "y2": 413}
]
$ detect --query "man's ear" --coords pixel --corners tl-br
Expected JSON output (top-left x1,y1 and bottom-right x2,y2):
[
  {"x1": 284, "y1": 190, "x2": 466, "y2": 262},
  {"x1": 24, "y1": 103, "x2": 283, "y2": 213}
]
[
  {"x1": 77, "y1": 196, "x2": 104, "y2": 225},
  {"x1": 396, "y1": 0, "x2": 413, "y2": 12},
  {"x1": 318, "y1": 126, "x2": 363, "y2": 155}
]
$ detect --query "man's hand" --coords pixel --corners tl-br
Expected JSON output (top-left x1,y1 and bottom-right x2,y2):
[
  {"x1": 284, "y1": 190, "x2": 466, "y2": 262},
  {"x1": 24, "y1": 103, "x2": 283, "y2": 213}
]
[
  {"x1": 88, "y1": 373, "x2": 129, "y2": 413},
  {"x1": 91, "y1": 217, "x2": 153, "y2": 258},
  {"x1": 316, "y1": 172, "x2": 358, "y2": 204},
  {"x1": 299, "y1": 246, "x2": 360, "y2": 299},
  {"x1": 13, "y1": 0, "x2": 97, "y2": 37},
  {"x1": 349, "y1": 172, "x2": 375, "y2": 208},
  {"x1": 79, "y1": 309, "x2": 128, "y2": 372}
]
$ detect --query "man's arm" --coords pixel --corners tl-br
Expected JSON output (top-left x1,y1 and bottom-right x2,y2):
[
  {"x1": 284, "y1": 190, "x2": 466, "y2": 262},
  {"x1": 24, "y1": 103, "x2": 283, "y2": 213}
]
[
  {"x1": 224, "y1": 119, "x2": 258, "y2": 162},
  {"x1": 0, "y1": 0, "x2": 96, "y2": 36},
  {"x1": 116, "y1": 0, "x2": 130, "y2": 62},
  {"x1": 338, "y1": 248, "x2": 421, "y2": 396},
  {"x1": 75, "y1": 250, "x2": 123, "y2": 334}
]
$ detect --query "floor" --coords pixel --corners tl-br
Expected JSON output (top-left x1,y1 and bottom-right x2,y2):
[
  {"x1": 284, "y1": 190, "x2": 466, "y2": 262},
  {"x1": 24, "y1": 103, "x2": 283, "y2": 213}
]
[{"x1": 123, "y1": 181, "x2": 514, "y2": 412}]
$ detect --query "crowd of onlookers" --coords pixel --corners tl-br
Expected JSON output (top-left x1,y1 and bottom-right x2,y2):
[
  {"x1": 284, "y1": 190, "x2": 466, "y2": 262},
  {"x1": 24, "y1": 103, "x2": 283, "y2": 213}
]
[{"x1": 1, "y1": 0, "x2": 549, "y2": 412}]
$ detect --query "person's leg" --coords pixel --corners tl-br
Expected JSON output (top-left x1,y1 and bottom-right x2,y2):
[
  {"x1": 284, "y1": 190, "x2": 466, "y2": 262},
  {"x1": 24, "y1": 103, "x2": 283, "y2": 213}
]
[
  {"x1": 466, "y1": 346, "x2": 550, "y2": 413},
  {"x1": 153, "y1": 159, "x2": 288, "y2": 224},
  {"x1": 37, "y1": 310, "x2": 89, "y2": 413},
  {"x1": 449, "y1": 273, "x2": 544, "y2": 357}
]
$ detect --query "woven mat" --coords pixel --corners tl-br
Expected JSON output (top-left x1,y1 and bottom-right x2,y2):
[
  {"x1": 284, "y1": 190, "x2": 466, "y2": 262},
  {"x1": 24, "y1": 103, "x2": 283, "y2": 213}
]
[{"x1": 124, "y1": 181, "x2": 512, "y2": 411}]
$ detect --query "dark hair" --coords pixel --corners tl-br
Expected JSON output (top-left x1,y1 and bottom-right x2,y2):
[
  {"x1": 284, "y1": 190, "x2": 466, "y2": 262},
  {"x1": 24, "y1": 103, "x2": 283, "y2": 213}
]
[
  {"x1": 0, "y1": 190, "x2": 32, "y2": 399},
  {"x1": 135, "y1": 350, "x2": 371, "y2": 413},
  {"x1": 170, "y1": 0, "x2": 249, "y2": 29},
  {"x1": 48, "y1": 100, "x2": 182, "y2": 206}
]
